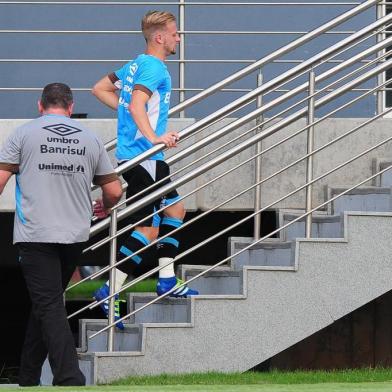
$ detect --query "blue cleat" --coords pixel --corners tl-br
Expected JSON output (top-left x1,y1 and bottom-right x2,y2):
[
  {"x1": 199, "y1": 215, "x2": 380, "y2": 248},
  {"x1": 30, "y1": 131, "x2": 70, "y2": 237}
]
[
  {"x1": 156, "y1": 276, "x2": 199, "y2": 298},
  {"x1": 93, "y1": 284, "x2": 124, "y2": 330}
]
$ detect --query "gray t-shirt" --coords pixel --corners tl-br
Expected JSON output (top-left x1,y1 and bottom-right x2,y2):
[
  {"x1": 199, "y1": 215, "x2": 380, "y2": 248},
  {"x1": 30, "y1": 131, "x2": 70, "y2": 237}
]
[{"x1": 0, "y1": 114, "x2": 117, "y2": 244}]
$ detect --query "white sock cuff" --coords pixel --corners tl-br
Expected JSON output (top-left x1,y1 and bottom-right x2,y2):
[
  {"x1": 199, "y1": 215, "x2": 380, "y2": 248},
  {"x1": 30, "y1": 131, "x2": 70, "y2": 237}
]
[
  {"x1": 106, "y1": 268, "x2": 128, "y2": 293},
  {"x1": 158, "y1": 257, "x2": 175, "y2": 279}
]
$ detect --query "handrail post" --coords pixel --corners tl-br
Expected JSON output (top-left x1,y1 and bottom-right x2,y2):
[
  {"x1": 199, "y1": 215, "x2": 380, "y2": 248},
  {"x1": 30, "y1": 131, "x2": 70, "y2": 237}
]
[
  {"x1": 253, "y1": 69, "x2": 263, "y2": 240},
  {"x1": 107, "y1": 208, "x2": 118, "y2": 352},
  {"x1": 179, "y1": 0, "x2": 186, "y2": 118},
  {"x1": 376, "y1": 0, "x2": 386, "y2": 115},
  {"x1": 305, "y1": 70, "x2": 316, "y2": 238}
]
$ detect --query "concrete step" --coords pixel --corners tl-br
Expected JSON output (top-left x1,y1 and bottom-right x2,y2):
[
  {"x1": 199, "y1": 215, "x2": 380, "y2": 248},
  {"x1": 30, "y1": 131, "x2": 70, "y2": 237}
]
[
  {"x1": 228, "y1": 237, "x2": 294, "y2": 269},
  {"x1": 127, "y1": 294, "x2": 191, "y2": 323},
  {"x1": 81, "y1": 320, "x2": 142, "y2": 353},
  {"x1": 278, "y1": 211, "x2": 342, "y2": 241},
  {"x1": 183, "y1": 268, "x2": 243, "y2": 295},
  {"x1": 372, "y1": 158, "x2": 392, "y2": 187},
  {"x1": 327, "y1": 186, "x2": 392, "y2": 214}
]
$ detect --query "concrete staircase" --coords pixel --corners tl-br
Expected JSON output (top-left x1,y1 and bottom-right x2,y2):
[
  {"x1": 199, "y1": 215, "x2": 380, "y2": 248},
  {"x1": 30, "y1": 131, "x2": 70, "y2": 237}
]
[{"x1": 41, "y1": 160, "x2": 392, "y2": 385}]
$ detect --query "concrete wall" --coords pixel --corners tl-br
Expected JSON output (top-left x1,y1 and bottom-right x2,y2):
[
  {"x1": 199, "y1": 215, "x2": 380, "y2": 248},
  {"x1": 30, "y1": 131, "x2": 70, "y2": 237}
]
[{"x1": 2, "y1": 117, "x2": 392, "y2": 212}]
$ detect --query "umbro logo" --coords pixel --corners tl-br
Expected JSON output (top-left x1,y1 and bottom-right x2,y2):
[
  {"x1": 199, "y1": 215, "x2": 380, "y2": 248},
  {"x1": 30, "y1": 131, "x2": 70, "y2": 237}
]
[{"x1": 43, "y1": 123, "x2": 82, "y2": 137}]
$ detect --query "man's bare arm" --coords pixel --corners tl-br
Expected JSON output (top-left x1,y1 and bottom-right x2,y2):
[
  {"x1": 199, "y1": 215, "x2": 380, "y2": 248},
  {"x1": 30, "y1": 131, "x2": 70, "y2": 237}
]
[
  {"x1": 0, "y1": 170, "x2": 13, "y2": 195},
  {"x1": 129, "y1": 89, "x2": 179, "y2": 147},
  {"x1": 92, "y1": 76, "x2": 119, "y2": 110},
  {"x1": 101, "y1": 179, "x2": 122, "y2": 209},
  {"x1": 93, "y1": 178, "x2": 122, "y2": 219}
]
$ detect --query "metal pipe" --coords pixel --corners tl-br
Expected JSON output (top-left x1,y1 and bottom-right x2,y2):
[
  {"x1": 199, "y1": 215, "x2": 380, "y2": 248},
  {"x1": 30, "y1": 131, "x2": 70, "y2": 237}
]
[
  {"x1": 99, "y1": 13, "x2": 392, "y2": 193},
  {"x1": 163, "y1": 19, "x2": 392, "y2": 167},
  {"x1": 83, "y1": 80, "x2": 392, "y2": 267},
  {"x1": 305, "y1": 70, "x2": 316, "y2": 238},
  {"x1": 0, "y1": 58, "x2": 376, "y2": 64},
  {"x1": 92, "y1": 42, "x2": 392, "y2": 218},
  {"x1": 89, "y1": 57, "x2": 392, "y2": 237},
  {"x1": 90, "y1": 161, "x2": 392, "y2": 336},
  {"x1": 69, "y1": 102, "x2": 392, "y2": 314},
  {"x1": 101, "y1": 0, "x2": 382, "y2": 152},
  {"x1": 107, "y1": 209, "x2": 117, "y2": 352},
  {"x1": 377, "y1": 1, "x2": 387, "y2": 115},
  {"x1": 179, "y1": 0, "x2": 186, "y2": 117},
  {"x1": 253, "y1": 69, "x2": 263, "y2": 240},
  {"x1": 0, "y1": 29, "x2": 357, "y2": 34},
  {"x1": 0, "y1": 2, "x2": 362, "y2": 5},
  {"x1": 71, "y1": 84, "x2": 392, "y2": 299}
]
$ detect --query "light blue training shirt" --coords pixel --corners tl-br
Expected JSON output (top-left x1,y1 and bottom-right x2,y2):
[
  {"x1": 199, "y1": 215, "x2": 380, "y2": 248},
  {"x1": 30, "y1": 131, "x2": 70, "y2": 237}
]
[{"x1": 113, "y1": 54, "x2": 172, "y2": 162}]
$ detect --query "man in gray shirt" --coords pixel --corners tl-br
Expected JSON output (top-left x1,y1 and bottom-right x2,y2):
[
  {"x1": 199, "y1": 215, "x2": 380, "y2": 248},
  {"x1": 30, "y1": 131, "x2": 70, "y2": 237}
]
[{"x1": 0, "y1": 83, "x2": 122, "y2": 386}]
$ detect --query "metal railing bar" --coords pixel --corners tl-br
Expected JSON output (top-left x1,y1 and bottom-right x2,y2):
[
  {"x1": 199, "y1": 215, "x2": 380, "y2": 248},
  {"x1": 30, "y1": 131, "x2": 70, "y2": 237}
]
[
  {"x1": 94, "y1": 73, "x2": 392, "y2": 252},
  {"x1": 0, "y1": 87, "x2": 386, "y2": 93},
  {"x1": 73, "y1": 78, "x2": 392, "y2": 299},
  {"x1": 100, "y1": 21, "x2": 387, "y2": 154},
  {"x1": 0, "y1": 59, "x2": 376, "y2": 64},
  {"x1": 90, "y1": 149, "x2": 392, "y2": 336},
  {"x1": 108, "y1": 46, "x2": 392, "y2": 218},
  {"x1": 0, "y1": 30, "x2": 356, "y2": 34},
  {"x1": 89, "y1": 55, "x2": 392, "y2": 238},
  {"x1": 136, "y1": 10, "x2": 392, "y2": 162},
  {"x1": 98, "y1": 59, "x2": 392, "y2": 239},
  {"x1": 0, "y1": 1, "x2": 362, "y2": 5},
  {"x1": 167, "y1": 35, "x2": 392, "y2": 166},
  {"x1": 83, "y1": 82, "x2": 392, "y2": 261},
  {"x1": 71, "y1": 94, "x2": 392, "y2": 315},
  {"x1": 72, "y1": 80, "x2": 392, "y2": 300},
  {"x1": 0, "y1": 87, "x2": 385, "y2": 93},
  {"x1": 101, "y1": 0, "x2": 384, "y2": 152}
]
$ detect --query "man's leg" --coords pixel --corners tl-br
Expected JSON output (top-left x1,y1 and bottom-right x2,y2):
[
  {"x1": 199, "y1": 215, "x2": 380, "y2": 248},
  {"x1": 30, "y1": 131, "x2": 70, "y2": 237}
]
[
  {"x1": 155, "y1": 161, "x2": 198, "y2": 297},
  {"x1": 18, "y1": 311, "x2": 47, "y2": 386},
  {"x1": 94, "y1": 163, "x2": 159, "y2": 328},
  {"x1": 18, "y1": 243, "x2": 85, "y2": 386}
]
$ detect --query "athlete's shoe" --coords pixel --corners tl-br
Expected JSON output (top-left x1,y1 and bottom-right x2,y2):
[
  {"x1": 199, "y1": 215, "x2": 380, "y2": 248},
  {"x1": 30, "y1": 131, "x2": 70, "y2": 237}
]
[
  {"x1": 93, "y1": 284, "x2": 124, "y2": 330},
  {"x1": 156, "y1": 276, "x2": 199, "y2": 298}
]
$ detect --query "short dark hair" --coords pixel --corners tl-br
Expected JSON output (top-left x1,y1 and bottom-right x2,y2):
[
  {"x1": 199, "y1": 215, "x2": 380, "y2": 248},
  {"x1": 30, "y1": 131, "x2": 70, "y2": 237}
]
[{"x1": 40, "y1": 83, "x2": 73, "y2": 110}]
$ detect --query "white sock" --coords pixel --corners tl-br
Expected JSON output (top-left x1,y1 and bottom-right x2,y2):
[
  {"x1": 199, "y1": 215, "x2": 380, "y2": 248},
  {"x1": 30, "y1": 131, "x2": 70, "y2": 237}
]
[
  {"x1": 106, "y1": 268, "x2": 128, "y2": 293},
  {"x1": 158, "y1": 257, "x2": 175, "y2": 279}
]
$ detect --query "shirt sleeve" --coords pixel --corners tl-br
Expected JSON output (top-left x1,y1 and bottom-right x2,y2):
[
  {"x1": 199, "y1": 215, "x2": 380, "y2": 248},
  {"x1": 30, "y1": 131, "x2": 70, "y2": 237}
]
[
  {"x1": 92, "y1": 140, "x2": 119, "y2": 186},
  {"x1": 0, "y1": 128, "x2": 21, "y2": 173},
  {"x1": 113, "y1": 62, "x2": 130, "y2": 90},
  {"x1": 133, "y1": 60, "x2": 164, "y2": 95}
]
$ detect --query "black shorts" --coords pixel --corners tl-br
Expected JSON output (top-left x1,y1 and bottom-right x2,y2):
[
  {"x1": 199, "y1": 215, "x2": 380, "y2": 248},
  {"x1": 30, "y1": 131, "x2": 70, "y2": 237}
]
[{"x1": 121, "y1": 160, "x2": 180, "y2": 227}]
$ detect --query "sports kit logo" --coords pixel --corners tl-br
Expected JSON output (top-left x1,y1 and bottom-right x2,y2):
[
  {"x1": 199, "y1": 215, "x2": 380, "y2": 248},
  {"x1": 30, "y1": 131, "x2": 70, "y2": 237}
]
[
  {"x1": 43, "y1": 123, "x2": 82, "y2": 137},
  {"x1": 38, "y1": 163, "x2": 85, "y2": 173}
]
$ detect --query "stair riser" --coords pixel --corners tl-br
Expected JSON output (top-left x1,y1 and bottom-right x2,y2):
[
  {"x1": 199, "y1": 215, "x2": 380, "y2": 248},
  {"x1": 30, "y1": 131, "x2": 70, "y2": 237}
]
[
  {"x1": 283, "y1": 220, "x2": 342, "y2": 241},
  {"x1": 131, "y1": 301, "x2": 190, "y2": 323},
  {"x1": 332, "y1": 194, "x2": 391, "y2": 214},
  {"x1": 231, "y1": 248, "x2": 293, "y2": 270},
  {"x1": 85, "y1": 329, "x2": 141, "y2": 352},
  {"x1": 184, "y1": 274, "x2": 242, "y2": 295}
]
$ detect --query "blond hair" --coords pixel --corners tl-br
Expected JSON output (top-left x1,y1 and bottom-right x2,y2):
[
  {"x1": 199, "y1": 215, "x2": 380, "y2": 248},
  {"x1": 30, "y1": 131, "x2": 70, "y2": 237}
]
[{"x1": 141, "y1": 11, "x2": 176, "y2": 42}]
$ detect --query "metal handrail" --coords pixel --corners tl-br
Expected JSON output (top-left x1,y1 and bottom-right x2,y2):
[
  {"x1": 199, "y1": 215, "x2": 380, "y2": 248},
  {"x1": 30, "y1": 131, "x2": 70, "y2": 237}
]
[
  {"x1": 89, "y1": 52, "x2": 392, "y2": 238},
  {"x1": 67, "y1": 97, "x2": 392, "y2": 319},
  {"x1": 69, "y1": 73, "x2": 392, "y2": 296},
  {"x1": 0, "y1": 2, "x2": 362, "y2": 5},
  {"x1": 67, "y1": 60, "x2": 392, "y2": 298},
  {"x1": 74, "y1": 11, "x2": 392, "y2": 342},
  {"x1": 98, "y1": 0, "x2": 381, "y2": 152},
  {"x1": 0, "y1": 29, "x2": 357, "y2": 34},
  {"x1": 90, "y1": 146, "x2": 392, "y2": 335},
  {"x1": 86, "y1": 43, "x2": 392, "y2": 237},
  {"x1": 99, "y1": 11, "x2": 391, "y2": 181}
]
